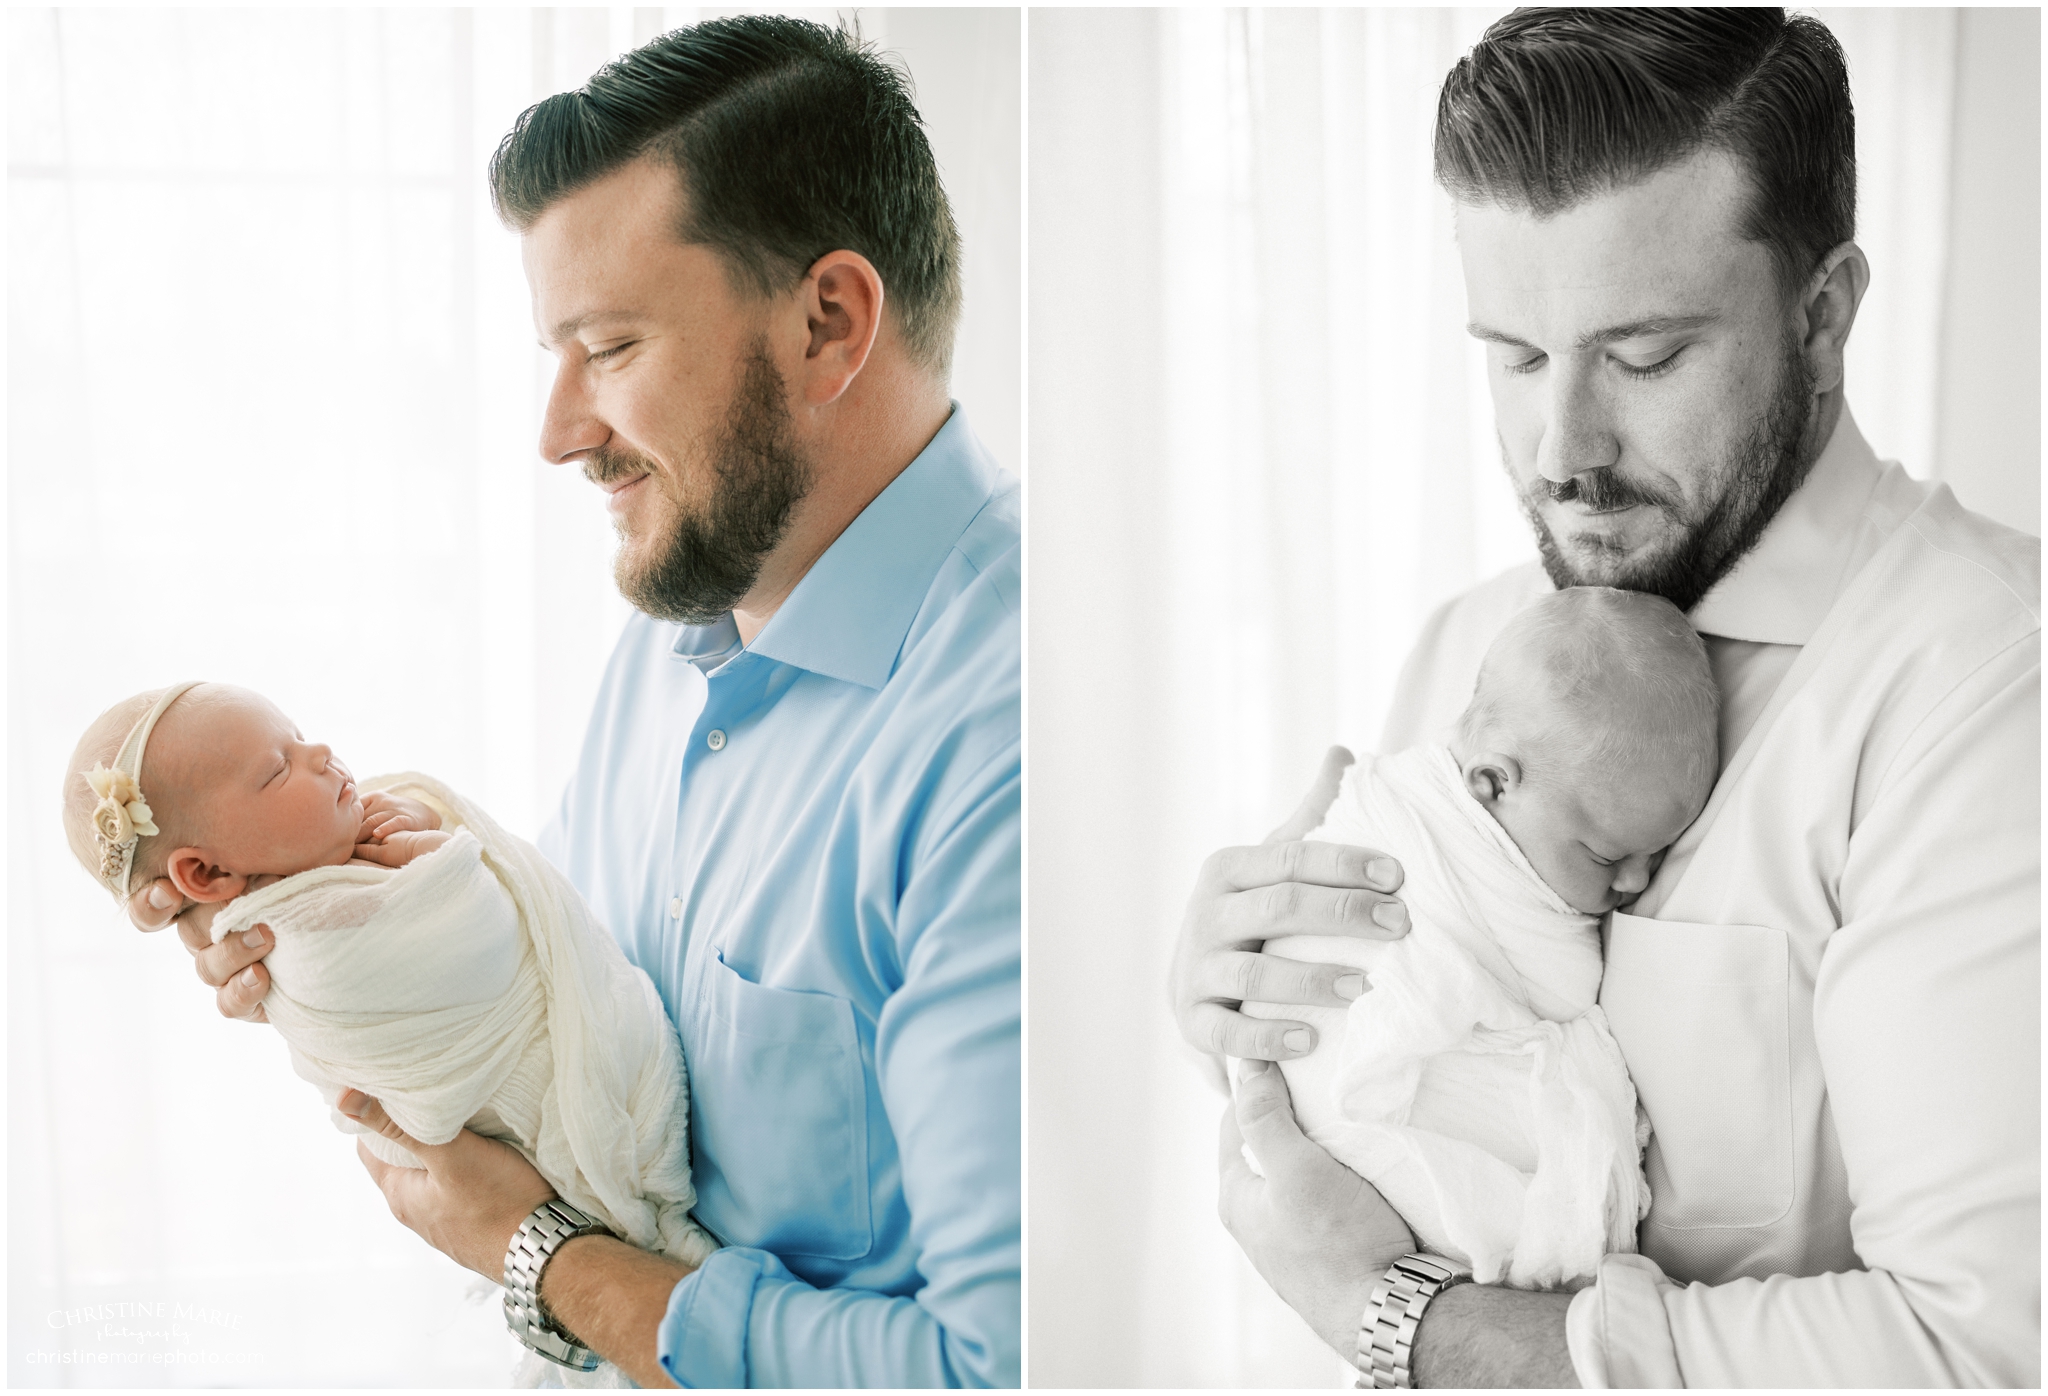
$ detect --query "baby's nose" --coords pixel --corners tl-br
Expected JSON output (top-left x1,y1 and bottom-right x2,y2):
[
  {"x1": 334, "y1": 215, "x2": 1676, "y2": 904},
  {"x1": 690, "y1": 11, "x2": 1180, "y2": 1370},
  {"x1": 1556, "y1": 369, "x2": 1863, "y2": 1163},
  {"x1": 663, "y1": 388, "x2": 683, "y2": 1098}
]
[{"x1": 1611, "y1": 857, "x2": 1652, "y2": 894}]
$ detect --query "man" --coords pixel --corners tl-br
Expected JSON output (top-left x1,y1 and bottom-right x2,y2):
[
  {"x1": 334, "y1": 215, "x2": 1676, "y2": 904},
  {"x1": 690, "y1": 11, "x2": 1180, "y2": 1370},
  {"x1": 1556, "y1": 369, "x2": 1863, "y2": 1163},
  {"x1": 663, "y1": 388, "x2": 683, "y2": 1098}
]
[
  {"x1": 1171, "y1": 10, "x2": 2037, "y2": 1387},
  {"x1": 129, "y1": 16, "x2": 1018, "y2": 1388}
]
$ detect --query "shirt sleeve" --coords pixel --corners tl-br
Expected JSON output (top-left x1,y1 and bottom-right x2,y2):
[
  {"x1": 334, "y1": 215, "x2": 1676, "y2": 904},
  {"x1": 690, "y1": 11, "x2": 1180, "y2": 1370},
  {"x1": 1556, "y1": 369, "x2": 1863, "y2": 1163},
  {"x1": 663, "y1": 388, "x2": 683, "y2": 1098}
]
[
  {"x1": 655, "y1": 748, "x2": 1022, "y2": 1388},
  {"x1": 1568, "y1": 639, "x2": 2041, "y2": 1387}
]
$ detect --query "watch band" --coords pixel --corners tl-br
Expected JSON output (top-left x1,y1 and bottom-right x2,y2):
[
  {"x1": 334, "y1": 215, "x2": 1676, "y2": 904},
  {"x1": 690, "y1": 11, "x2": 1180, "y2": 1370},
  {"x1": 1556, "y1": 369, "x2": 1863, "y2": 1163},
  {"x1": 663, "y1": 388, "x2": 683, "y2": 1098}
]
[
  {"x1": 1353, "y1": 1252, "x2": 1474, "y2": 1389},
  {"x1": 503, "y1": 1198, "x2": 614, "y2": 1371}
]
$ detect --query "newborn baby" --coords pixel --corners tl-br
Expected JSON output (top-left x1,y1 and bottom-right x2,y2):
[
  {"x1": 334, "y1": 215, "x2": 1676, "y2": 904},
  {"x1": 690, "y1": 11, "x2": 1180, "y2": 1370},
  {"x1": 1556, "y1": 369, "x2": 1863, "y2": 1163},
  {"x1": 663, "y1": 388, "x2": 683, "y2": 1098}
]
[
  {"x1": 63, "y1": 682, "x2": 720, "y2": 1293},
  {"x1": 1244, "y1": 586, "x2": 1717, "y2": 1289}
]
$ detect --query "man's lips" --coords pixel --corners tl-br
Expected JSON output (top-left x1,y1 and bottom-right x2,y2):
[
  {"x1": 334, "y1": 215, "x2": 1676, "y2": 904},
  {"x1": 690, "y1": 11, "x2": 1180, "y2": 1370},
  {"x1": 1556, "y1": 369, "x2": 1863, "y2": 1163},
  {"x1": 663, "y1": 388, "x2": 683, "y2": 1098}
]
[{"x1": 603, "y1": 473, "x2": 651, "y2": 511}]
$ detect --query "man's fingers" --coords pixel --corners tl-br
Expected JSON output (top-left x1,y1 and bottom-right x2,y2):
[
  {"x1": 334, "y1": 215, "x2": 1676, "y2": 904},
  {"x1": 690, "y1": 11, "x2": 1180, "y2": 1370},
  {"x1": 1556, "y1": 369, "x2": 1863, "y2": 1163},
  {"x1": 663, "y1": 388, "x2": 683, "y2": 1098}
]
[
  {"x1": 1196, "y1": 948, "x2": 1367, "y2": 1011},
  {"x1": 1219, "y1": 880, "x2": 1410, "y2": 942},
  {"x1": 1187, "y1": 999, "x2": 1317, "y2": 1060},
  {"x1": 1265, "y1": 746, "x2": 1356, "y2": 844},
  {"x1": 124, "y1": 877, "x2": 185, "y2": 933},
  {"x1": 1233, "y1": 1058, "x2": 1346, "y2": 1195},
  {"x1": 1201, "y1": 839, "x2": 1403, "y2": 900},
  {"x1": 193, "y1": 924, "x2": 271, "y2": 987},
  {"x1": 215, "y1": 958, "x2": 271, "y2": 1021}
]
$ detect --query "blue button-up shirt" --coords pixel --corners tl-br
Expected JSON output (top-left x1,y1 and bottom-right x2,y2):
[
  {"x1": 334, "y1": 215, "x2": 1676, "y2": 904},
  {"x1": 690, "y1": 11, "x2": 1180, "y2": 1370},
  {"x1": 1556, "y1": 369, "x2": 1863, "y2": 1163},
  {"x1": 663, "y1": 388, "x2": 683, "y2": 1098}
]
[{"x1": 538, "y1": 408, "x2": 1020, "y2": 1387}]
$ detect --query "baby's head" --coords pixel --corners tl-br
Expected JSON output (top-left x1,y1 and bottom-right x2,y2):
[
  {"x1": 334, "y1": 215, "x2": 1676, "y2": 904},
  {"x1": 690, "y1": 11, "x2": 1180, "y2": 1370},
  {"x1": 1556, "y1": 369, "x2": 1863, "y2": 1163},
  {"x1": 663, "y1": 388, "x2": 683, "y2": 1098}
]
[
  {"x1": 1450, "y1": 587, "x2": 1717, "y2": 915},
  {"x1": 64, "y1": 683, "x2": 364, "y2": 907}
]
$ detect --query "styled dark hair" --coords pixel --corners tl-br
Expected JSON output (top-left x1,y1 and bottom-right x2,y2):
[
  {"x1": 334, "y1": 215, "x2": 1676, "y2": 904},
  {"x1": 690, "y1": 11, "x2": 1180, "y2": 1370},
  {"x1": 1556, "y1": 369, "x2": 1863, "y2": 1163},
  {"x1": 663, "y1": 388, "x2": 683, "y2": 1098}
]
[
  {"x1": 490, "y1": 15, "x2": 962, "y2": 375},
  {"x1": 1435, "y1": 8, "x2": 1855, "y2": 297}
]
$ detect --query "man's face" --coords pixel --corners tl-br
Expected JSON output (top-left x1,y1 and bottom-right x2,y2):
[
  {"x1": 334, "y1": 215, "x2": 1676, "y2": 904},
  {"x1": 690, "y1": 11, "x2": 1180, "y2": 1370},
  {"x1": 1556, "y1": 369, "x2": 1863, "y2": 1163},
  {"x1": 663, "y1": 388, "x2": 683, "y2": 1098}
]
[
  {"x1": 1458, "y1": 150, "x2": 1822, "y2": 612},
  {"x1": 523, "y1": 157, "x2": 811, "y2": 624}
]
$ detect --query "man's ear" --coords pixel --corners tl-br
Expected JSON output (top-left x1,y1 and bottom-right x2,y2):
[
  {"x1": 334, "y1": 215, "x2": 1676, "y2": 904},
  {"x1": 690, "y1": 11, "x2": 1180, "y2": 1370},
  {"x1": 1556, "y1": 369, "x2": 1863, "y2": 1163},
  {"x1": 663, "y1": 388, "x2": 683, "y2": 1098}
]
[
  {"x1": 1798, "y1": 240, "x2": 1869, "y2": 397},
  {"x1": 796, "y1": 249, "x2": 885, "y2": 406},
  {"x1": 1462, "y1": 752, "x2": 1523, "y2": 806},
  {"x1": 166, "y1": 849, "x2": 247, "y2": 904}
]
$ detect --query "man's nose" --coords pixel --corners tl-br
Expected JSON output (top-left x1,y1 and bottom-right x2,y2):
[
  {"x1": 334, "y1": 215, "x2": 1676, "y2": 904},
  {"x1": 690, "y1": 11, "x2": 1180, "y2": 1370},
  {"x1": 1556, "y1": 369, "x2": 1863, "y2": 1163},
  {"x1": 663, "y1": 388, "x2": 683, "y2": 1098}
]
[
  {"x1": 1535, "y1": 367, "x2": 1618, "y2": 484},
  {"x1": 537, "y1": 357, "x2": 609, "y2": 466}
]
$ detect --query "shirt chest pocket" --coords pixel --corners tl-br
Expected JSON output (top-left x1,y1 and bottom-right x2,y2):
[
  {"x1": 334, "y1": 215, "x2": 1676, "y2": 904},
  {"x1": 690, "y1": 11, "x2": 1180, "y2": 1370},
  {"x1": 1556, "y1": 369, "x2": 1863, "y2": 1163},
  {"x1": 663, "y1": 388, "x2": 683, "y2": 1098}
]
[
  {"x1": 685, "y1": 950, "x2": 874, "y2": 1261},
  {"x1": 1602, "y1": 914, "x2": 1795, "y2": 1230}
]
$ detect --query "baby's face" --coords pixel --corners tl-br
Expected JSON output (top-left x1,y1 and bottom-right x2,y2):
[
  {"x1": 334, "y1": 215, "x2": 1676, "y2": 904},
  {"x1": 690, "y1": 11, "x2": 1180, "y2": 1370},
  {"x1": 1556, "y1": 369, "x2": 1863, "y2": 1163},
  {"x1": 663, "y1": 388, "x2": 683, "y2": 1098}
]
[
  {"x1": 161, "y1": 688, "x2": 364, "y2": 884},
  {"x1": 1492, "y1": 765, "x2": 1701, "y2": 916}
]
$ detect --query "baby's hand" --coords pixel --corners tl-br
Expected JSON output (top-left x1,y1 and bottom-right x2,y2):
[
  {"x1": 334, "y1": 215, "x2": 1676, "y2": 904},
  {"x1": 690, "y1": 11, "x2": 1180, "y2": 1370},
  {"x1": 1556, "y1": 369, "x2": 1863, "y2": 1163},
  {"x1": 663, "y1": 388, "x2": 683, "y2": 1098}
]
[
  {"x1": 358, "y1": 791, "x2": 442, "y2": 845},
  {"x1": 352, "y1": 828, "x2": 453, "y2": 869}
]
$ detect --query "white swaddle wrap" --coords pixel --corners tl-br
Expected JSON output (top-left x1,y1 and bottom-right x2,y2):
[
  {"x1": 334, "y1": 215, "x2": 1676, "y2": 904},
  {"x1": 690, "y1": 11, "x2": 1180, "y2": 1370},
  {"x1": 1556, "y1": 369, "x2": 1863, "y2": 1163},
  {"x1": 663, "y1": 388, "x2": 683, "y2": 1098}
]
[
  {"x1": 1249, "y1": 746, "x2": 1647, "y2": 1290},
  {"x1": 211, "y1": 773, "x2": 720, "y2": 1281}
]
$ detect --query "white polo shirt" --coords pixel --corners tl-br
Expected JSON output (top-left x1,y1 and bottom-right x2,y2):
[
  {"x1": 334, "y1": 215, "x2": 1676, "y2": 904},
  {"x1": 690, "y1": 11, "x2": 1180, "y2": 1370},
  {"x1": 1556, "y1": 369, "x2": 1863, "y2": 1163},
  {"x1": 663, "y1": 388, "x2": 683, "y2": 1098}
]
[{"x1": 1380, "y1": 408, "x2": 2040, "y2": 1387}]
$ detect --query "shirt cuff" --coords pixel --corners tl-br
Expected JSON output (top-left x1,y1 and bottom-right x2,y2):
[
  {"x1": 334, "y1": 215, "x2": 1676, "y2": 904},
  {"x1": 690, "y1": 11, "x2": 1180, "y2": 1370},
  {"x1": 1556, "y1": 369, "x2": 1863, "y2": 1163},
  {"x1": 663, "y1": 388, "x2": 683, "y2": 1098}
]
[
  {"x1": 1565, "y1": 1253, "x2": 1685, "y2": 1388},
  {"x1": 658, "y1": 1246, "x2": 788, "y2": 1389}
]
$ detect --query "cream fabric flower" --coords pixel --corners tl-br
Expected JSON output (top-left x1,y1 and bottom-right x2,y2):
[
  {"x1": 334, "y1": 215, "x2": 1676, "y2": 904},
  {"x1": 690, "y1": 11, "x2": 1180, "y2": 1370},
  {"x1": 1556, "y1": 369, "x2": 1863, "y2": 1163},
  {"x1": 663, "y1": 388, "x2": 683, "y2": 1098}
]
[{"x1": 83, "y1": 762, "x2": 159, "y2": 844}]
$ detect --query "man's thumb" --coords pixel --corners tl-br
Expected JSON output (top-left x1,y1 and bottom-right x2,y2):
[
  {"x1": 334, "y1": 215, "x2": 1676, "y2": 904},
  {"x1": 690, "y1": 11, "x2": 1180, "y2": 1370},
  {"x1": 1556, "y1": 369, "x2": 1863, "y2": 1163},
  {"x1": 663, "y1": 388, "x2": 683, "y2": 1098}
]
[{"x1": 339, "y1": 1089, "x2": 434, "y2": 1162}]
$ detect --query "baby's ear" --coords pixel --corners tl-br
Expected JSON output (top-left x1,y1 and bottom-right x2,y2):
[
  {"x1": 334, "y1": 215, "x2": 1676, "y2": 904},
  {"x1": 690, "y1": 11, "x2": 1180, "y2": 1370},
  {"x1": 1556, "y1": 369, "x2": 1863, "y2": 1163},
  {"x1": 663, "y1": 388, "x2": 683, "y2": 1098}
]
[
  {"x1": 1462, "y1": 752, "x2": 1523, "y2": 805},
  {"x1": 166, "y1": 850, "x2": 248, "y2": 904}
]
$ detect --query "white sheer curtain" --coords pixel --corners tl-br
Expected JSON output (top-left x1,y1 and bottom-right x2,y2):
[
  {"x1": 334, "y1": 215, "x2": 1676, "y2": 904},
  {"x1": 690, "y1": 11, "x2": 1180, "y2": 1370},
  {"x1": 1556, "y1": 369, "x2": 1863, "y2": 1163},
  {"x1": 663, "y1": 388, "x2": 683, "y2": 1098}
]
[
  {"x1": 7, "y1": 7, "x2": 1016, "y2": 1385},
  {"x1": 1027, "y1": 7, "x2": 2033, "y2": 1387}
]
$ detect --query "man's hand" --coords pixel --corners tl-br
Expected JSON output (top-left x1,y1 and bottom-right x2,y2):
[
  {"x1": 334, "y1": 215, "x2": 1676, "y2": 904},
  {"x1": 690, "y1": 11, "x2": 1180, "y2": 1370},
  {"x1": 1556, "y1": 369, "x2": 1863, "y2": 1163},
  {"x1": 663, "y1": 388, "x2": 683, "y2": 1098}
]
[
  {"x1": 358, "y1": 791, "x2": 441, "y2": 843},
  {"x1": 338, "y1": 1089, "x2": 556, "y2": 1282},
  {"x1": 1219, "y1": 1058, "x2": 1415, "y2": 1357},
  {"x1": 124, "y1": 875, "x2": 281, "y2": 1022},
  {"x1": 352, "y1": 828, "x2": 454, "y2": 869},
  {"x1": 1172, "y1": 746, "x2": 1409, "y2": 1062}
]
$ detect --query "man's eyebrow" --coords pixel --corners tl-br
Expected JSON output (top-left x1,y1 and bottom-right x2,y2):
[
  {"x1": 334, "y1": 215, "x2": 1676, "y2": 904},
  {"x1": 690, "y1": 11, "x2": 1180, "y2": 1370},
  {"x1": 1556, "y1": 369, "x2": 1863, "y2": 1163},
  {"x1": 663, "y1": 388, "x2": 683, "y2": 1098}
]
[
  {"x1": 1465, "y1": 313, "x2": 1721, "y2": 353},
  {"x1": 539, "y1": 310, "x2": 639, "y2": 349}
]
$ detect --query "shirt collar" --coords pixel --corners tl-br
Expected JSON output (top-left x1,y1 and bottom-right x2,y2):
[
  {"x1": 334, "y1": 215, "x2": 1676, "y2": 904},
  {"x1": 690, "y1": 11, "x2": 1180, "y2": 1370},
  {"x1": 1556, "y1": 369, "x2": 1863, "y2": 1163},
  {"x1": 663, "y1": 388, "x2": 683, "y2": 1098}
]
[
  {"x1": 670, "y1": 403, "x2": 1002, "y2": 688},
  {"x1": 1686, "y1": 404, "x2": 1887, "y2": 646}
]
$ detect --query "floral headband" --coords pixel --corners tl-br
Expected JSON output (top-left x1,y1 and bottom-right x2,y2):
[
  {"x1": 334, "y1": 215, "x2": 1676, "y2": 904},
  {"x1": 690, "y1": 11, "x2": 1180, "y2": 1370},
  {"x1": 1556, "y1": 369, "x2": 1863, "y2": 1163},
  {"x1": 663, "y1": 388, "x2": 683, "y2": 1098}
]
[{"x1": 84, "y1": 681, "x2": 202, "y2": 903}]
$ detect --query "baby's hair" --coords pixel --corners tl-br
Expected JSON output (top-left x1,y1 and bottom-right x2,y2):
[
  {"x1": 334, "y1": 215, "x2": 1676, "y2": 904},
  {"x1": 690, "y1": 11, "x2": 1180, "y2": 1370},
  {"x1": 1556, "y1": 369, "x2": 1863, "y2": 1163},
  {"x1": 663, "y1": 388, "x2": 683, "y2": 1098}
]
[
  {"x1": 1458, "y1": 587, "x2": 1719, "y2": 801},
  {"x1": 62, "y1": 685, "x2": 216, "y2": 898}
]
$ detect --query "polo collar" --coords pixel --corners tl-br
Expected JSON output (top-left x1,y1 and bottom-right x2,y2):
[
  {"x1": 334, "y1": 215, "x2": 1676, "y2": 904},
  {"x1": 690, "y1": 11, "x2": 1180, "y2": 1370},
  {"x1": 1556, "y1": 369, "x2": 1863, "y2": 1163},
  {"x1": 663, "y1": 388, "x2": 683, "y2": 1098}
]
[
  {"x1": 1686, "y1": 405, "x2": 1887, "y2": 646},
  {"x1": 670, "y1": 404, "x2": 1002, "y2": 689}
]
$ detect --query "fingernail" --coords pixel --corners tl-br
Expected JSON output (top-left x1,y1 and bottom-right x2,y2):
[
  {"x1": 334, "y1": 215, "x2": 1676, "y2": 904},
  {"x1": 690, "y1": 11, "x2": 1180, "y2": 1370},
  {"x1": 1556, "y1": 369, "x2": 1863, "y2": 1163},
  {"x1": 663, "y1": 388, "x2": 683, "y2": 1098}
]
[
  {"x1": 239, "y1": 967, "x2": 261, "y2": 989},
  {"x1": 1373, "y1": 901, "x2": 1409, "y2": 933},
  {"x1": 242, "y1": 928, "x2": 266, "y2": 949},
  {"x1": 1237, "y1": 1057, "x2": 1270, "y2": 1081},
  {"x1": 148, "y1": 885, "x2": 176, "y2": 910},
  {"x1": 1283, "y1": 1029, "x2": 1311, "y2": 1053},
  {"x1": 1368, "y1": 858, "x2": 1399, "y2": 890},
  {"x1": 1334, "y1": 974, "x2": 1366, "y2": 1000}
]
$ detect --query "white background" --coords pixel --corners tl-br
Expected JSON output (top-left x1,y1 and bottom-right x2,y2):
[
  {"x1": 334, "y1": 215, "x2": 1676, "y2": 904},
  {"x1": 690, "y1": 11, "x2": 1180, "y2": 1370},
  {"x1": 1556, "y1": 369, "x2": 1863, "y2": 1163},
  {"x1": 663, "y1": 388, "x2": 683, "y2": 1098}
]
[
  {"x1": 1026, "y1": 7, "x2": 2039, "y2": 1387},
  {"x1": 6, "y1": 7, "x2": 1018, "y2": 1385}
]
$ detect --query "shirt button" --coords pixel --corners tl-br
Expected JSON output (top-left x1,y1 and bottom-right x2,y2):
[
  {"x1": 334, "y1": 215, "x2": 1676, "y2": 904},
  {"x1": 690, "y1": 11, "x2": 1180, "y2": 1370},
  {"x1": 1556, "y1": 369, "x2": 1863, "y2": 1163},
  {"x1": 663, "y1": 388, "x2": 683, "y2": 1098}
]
[
  {"x1": 668, "y1": 897, "x2": 682, "y2": 919},
  {"x1": 706, "y1": 729, "x2": 727, "y2": 751}
]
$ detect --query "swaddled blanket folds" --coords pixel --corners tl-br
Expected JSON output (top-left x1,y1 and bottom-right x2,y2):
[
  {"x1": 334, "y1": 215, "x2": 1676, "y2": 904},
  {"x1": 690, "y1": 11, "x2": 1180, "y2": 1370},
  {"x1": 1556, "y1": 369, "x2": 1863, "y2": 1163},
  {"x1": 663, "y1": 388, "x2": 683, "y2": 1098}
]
[
  {"x1": 1251, "y1": 746, "x2": 1647, "y2": 1290},
  {"x1": 212, "y1": 773, "x2": 719, "y2": 1275}
]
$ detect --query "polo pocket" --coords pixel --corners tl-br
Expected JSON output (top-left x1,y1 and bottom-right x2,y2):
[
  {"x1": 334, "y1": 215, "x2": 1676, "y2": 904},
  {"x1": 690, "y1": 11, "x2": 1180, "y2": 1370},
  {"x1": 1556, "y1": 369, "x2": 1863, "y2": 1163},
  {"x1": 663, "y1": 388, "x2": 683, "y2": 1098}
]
[
  {"x1": 1601, "y1": 914, "x2": 1794, "y2": 1230},
  {"x1": 684, "y1": 950, "x2": 873, "y2": 1261}
]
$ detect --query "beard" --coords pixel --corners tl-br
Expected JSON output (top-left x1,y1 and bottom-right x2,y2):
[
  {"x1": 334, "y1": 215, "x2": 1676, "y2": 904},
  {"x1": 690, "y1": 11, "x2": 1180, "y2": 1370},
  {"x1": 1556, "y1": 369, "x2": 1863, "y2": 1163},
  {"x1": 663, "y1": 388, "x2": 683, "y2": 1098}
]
[
  {"x1": 588, "y1": 343, "x2": 813, "y2": 627},
  {"x1": 1517, "y1": 337, "x2": 1821, "y2": 614}
]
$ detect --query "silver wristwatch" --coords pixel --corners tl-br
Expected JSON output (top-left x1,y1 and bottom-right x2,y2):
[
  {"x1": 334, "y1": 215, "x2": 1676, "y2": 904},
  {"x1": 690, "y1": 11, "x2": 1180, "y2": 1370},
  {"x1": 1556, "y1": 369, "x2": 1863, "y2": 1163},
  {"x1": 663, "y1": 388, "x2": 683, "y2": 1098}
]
[
  {"x1": 1354, "y1": 1252, "x2": 1474, "y2": 1388},
  {"x1": 503, "y1": 1198, "x2": 614, "y2": 1371}
]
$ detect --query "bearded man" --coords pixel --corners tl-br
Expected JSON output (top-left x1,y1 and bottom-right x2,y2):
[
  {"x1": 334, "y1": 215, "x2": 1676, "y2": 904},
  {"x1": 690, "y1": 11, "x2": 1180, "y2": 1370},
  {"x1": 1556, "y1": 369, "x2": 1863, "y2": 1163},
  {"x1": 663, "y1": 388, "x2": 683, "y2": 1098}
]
[
  {"x1": 1172, "y1": 10, "x2": 2038, "y2": 1387},
  {"x1": 128, "y1": 16, "x2": 1018, "y2": 1388}
]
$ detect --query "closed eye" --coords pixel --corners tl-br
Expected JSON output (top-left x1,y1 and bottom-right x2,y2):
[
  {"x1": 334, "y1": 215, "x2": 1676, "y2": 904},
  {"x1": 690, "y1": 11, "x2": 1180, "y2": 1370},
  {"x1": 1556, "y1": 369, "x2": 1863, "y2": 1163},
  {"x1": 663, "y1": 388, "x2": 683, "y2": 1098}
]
[
  {"x1": 589, "y1": 342, "x2": 636, "y2": 363},
  {"x1": 1501, "y1": 352, "x2": 1546, "y2": 377},
  {"x1": 1615, "y1": 346, "x2": 1685, "y2": 380}
]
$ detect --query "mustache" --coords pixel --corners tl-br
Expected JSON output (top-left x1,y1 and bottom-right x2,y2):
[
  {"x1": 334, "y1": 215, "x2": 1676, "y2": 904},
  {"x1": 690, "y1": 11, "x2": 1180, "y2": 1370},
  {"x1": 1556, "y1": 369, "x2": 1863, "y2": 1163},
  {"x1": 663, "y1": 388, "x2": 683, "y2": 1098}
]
[
  {"x1": 582, "y1": 445, "x2": 655, "y2": 489},
  {"x1": 1542, "y1": 468, "x2": 1670, "y2": 512}
]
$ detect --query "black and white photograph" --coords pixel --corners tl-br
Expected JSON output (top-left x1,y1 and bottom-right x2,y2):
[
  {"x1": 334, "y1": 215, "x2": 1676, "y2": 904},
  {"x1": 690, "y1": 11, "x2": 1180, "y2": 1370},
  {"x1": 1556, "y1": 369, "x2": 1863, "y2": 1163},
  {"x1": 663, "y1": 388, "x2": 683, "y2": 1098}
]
[{"x1": 1030, "y1": 6, "x2": 2039, "y2": 1389}]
